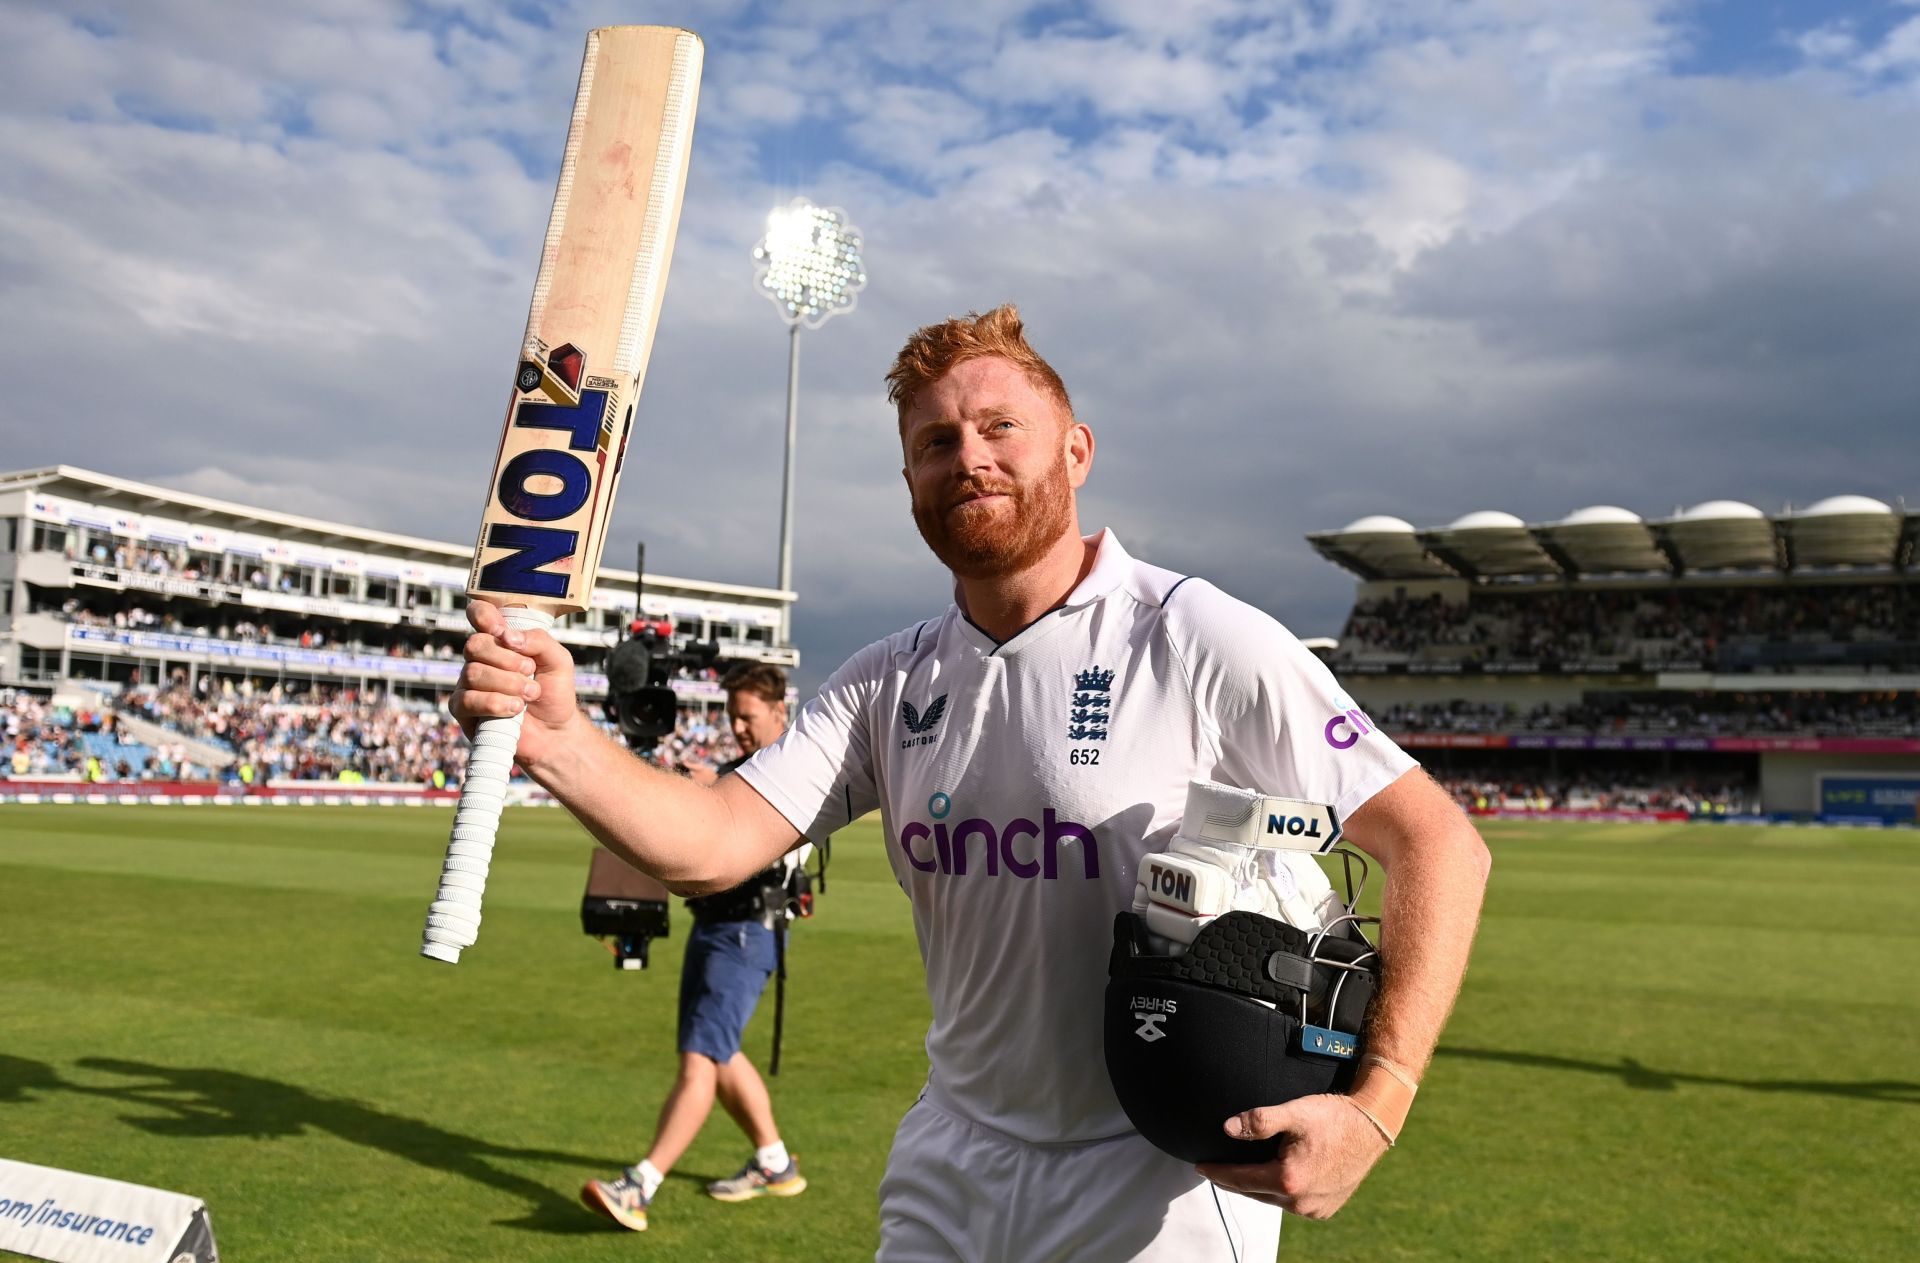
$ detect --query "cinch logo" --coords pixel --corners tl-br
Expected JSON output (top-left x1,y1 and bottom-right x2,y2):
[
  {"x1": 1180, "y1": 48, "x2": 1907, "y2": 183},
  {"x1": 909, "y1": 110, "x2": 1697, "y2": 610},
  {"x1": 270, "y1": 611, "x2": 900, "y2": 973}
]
[
  {"x1": 1324, "y1": 707, "x2": 1376, "y2": 750},
  {"x1": 896, "y1": 793, "x2": 1099, "y2": 879}
]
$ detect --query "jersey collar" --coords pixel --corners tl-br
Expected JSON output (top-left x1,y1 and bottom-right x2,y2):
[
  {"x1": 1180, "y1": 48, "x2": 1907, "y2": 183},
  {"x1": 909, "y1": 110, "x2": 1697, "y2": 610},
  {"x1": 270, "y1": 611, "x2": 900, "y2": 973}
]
[
  {"x1": 949, "y1": 529, "x2": 1132, "y2": 656},
  {"x1": 1063, "y1": 528, "x2": 1131, "y2": 608}
]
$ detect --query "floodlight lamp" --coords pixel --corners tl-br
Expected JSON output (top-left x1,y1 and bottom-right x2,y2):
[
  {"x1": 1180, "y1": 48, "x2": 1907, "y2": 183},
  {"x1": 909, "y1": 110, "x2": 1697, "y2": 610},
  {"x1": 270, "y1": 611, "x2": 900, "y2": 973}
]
[{"x1": 752, "y1": 197, "x2": 867, "y2": 329}]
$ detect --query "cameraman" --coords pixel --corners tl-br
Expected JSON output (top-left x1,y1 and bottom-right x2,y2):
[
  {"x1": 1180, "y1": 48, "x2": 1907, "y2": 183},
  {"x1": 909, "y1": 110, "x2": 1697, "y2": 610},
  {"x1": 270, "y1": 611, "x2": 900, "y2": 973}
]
[{"x1": 582, "y1": 662, "x2": 810, "y2": 1233}]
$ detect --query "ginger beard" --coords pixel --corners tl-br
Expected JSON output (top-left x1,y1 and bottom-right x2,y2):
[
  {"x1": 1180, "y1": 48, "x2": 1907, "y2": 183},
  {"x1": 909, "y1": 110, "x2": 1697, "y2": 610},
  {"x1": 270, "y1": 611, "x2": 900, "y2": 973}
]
[{"x1": 911, "y1": 442, "x2": 1075, "y2": 580}]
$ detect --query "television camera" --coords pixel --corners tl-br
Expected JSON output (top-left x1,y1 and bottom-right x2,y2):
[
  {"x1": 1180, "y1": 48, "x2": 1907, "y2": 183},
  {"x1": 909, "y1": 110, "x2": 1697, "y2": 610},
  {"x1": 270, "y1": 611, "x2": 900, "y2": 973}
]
[{"x1": 579, "y1": 543, "x2": 721, "y2": 968}]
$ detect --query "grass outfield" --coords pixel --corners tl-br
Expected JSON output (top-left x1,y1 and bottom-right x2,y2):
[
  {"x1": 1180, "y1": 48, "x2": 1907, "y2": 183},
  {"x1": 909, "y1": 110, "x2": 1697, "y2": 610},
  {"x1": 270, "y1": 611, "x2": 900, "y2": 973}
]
[{"x1": 2, "y1": 807, "x2": 1915, "y2": 1261}]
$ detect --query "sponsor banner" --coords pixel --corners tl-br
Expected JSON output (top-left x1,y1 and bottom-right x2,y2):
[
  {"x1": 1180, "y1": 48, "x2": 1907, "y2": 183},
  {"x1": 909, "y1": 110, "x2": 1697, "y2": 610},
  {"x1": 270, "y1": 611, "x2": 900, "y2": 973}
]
[
  {"x1": 1818, "y1": 776, "x2": 1920, "y2": 825},
  {"x1": 0, "y1": 779, "x2": 235, "y2": 798},
  {"x1": 1704, "y1": 736, "x2": 1825, "y2": 753},
  {"x1": 239, "y1": 589, "x2": 402, "y2": 625},
  {"x1": 1772, "y1": 737, "x2": 1920, "y2": 755},
  {"x1": 119, "y1": 571, "x2": 232, "y2": 603},
  {"x1": 0, "y1": 1155, "x2": 215, "y2": 1262},
  {"x1": 68, "y1": 563, "x2": 232, "y2": 604},
  {"x1": 0, "y1": 780, "x2": 554, "y2": 807},
  {"x1": 224, "y1": 532, "x2": 272, "y2": 559},
  {"x1": 1389, "y1": 732, "x2": 1920, "y2": 755},
  {"x1": 1336, "y1": 660, "x2": 1654, "y2": 676},
  {"x1": 1709, "y1": 736, "x2": 1920, "y2": 754},
  {"x1": 1393, "y1": 733, "x2": 1511, "y2": 750},
  {"x1": 56, "y1": 627, "x2": 738, "y2": 700},
  {"x1": 26, "y1": 494, "x2": 74, "y2": 524},
  {"x1": 1466, "y1": 808, "x2": 1693, "y2": 822},
  {"x1": 187, "y1": 525, "x2": 231, "y2": 554},
  {"x1": 67, "y1": 626, "x2": 455, "y2": 680}
]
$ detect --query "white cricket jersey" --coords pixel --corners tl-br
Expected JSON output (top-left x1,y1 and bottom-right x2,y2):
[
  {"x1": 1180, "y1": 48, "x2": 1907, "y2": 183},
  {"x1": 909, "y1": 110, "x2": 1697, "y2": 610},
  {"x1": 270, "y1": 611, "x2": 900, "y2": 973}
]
[{"x1": 737, "y1": 531, "x2": 1417, "y2": 1145}]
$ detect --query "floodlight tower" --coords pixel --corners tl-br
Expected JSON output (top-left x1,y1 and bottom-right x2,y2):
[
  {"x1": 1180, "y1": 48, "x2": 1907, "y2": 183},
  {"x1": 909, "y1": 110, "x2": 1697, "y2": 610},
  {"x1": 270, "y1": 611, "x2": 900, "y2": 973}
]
[{"x1": 752, "y1": 197, "x2": 866, "y2": 647}]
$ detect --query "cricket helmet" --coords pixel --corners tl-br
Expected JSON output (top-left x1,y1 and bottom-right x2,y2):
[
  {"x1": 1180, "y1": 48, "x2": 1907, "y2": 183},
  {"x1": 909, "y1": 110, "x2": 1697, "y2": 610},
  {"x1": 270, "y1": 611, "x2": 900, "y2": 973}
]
[{"x1": 1103, "y1": 897, "x2": 1381, "y2": 1165}]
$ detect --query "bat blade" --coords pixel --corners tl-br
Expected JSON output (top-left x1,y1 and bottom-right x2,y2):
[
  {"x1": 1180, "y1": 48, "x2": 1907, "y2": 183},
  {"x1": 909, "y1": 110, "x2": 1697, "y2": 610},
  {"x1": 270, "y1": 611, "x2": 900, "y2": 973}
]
[{"x1": 422, "y1": 26, "x2": 703, "y2": 965}]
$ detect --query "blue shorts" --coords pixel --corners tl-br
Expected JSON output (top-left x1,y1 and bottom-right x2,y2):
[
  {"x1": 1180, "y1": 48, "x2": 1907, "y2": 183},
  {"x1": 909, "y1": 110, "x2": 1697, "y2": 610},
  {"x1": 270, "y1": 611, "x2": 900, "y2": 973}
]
[{"x1": 677, "y1": 918, "x2": 777, "y2": 1062}]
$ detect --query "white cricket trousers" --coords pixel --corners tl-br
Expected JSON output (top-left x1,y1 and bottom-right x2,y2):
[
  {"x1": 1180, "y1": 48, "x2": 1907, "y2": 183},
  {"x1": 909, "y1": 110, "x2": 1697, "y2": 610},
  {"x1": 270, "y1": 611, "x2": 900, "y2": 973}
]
[{"x1": 876, "y1": 1090, "x2": 1281, "y2": 1262}]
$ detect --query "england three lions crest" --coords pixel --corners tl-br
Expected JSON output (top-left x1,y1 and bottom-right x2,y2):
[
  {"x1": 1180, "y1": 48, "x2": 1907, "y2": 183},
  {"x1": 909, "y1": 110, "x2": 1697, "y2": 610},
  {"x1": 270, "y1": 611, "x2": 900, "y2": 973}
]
[{"x1": 1069, "y1": 666, "x2": 1113, "y2": 741}]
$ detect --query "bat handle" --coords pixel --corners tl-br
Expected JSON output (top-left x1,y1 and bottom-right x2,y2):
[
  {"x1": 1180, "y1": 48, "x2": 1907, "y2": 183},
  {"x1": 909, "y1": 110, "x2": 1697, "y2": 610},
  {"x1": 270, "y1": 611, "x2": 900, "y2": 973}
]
[{"x1": 420, "y1": 606, "x2": 556, "y2": 964}]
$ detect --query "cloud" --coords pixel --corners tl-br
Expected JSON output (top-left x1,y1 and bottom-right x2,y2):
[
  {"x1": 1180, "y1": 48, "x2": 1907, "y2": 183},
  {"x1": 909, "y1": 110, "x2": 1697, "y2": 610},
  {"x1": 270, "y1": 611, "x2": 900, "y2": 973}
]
[
  {"x1": 1858, "y1": 12, "x2": 1920, "y2": 75},
  {"x1": 2, "y1": 0, "x2": 1916, "y2": 690}
]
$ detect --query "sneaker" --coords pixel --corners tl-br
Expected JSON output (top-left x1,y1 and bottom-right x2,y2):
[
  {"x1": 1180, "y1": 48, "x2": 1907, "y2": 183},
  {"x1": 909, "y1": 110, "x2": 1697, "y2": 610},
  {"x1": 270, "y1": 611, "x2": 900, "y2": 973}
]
[
  {"x1": 706, "y1": 1155, "x2": 807, "y2": 1202},
  {"x1": 581, "y1": 1168, "x2": 653, "y2": 1231}
]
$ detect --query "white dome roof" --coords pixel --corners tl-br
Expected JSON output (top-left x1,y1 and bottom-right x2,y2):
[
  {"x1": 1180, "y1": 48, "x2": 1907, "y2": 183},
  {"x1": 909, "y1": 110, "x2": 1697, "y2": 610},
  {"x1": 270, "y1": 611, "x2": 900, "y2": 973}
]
[
  {"x1": 1677, "y1": 499, "x2": 1766, "y2": 522},
  {"x1": 1339, "y1": 515, "x2": 1417, "y2": 534},
  {"x1": 1797, "y1": 494, "x2": 1894, "y2": 518},
  {"x1": 1559, "y1": 505, "x2": 1642, "y2": 527},
  {"x1": 1447, "y1": 510, "x2": 1527, "y2": 531}
]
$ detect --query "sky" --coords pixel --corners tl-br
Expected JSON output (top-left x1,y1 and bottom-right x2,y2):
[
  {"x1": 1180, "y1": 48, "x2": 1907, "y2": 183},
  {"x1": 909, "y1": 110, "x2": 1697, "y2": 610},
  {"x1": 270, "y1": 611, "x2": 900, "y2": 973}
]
[{"x1": 3, "y1": 0, "x2": 1917, "y2": 690}]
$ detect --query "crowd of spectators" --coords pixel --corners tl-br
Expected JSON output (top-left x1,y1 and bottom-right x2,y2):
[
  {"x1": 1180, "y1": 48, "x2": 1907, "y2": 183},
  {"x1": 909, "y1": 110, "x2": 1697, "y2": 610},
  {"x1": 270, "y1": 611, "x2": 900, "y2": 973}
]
[
  {"x1": 119, "y1": 678, "x2": 465, "y2": 783},
  {"x1": 70, "y1": 538, "x2": 271, "y2": 588},
  {"x1": 1338, "y1": 583, "x2": 1919, "y2": 665},
  {"x1": 20, "y1": 671, "x2": 1764, "y2": 814},
  {"x1": 1434, "y1": 766, "x2": 1757, "y2": 816},
  {"x1": 652, "y1": 708, "x2": 737, "y2": 771},
  {"x1": 2, "y1": 679, "x2": 739, "y2": 786},
  {"x1": 1377, "y1": 691, "x2": 1920, "y2": 738},
  {"x1": 2, "y1": 687, "x2": 212, "y2": 781}
]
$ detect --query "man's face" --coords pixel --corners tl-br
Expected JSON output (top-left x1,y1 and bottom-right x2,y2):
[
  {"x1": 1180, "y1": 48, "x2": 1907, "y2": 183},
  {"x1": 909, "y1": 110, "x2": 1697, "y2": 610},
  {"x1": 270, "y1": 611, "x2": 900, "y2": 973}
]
[
  {"x1": 727, "y1": 690, "x2": 786, "y2": 756},
  {"x1": 900, "y1": 356, "x2": 1094, "y2": 580}
]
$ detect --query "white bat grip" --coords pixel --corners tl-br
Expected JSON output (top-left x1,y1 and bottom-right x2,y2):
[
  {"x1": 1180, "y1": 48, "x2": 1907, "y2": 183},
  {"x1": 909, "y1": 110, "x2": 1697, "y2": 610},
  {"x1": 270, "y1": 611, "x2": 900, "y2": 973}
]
[{"x1": 420, "y1": 607, "x2": 555, "y2": 964}]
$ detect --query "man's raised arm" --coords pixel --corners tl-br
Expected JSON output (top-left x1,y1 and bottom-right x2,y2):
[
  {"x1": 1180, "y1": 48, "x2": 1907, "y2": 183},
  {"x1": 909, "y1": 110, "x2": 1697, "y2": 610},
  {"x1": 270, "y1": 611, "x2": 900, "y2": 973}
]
[{"x1": 451, "y1": 598, "x2": 801, "y2": 894}]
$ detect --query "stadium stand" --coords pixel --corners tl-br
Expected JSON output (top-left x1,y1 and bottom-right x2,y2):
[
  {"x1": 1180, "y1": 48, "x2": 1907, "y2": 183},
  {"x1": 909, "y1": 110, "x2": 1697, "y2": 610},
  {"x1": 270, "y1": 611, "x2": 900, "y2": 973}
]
[
  {"x1": 5, "y1": 678, "x2": 735, "y2": 787},
  {"x1": 0, "y1": 467, "x2": 777, "y2": 792},
  {"x1": 1334, "y1": 583, "x2": 1918, "y2": 670},
  {"x1": 1377, "y1": 692, "x2": 1920, "y2": 737},
  {"x1": 1308, "y1": 498, "x2": 1920, "y2": 824}
]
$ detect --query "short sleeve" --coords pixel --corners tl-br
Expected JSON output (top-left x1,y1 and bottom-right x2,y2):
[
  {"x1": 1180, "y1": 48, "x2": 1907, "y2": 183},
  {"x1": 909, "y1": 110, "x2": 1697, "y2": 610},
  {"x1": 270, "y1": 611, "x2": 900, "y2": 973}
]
[
  {"x1": 1169, "y1": 582, "x2": 1417, "y2": 822},
  {"x1": 734, "y1": 640, "x2": 886, "y2": 844}
]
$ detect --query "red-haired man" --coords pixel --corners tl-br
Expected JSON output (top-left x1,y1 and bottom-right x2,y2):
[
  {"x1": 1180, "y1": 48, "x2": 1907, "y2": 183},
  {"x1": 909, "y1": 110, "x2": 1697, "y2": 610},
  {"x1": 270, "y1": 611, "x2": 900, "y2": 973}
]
[{"x1": 454, "y1": 306, "x2": 1490, "y2": 1259}]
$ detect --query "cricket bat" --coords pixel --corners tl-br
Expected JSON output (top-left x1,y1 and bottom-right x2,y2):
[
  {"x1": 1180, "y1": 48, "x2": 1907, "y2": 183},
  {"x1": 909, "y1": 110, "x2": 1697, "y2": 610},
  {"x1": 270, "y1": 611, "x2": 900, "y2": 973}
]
[{"x1": 421, "y1": 26, "x2": 703, "y2": 964}]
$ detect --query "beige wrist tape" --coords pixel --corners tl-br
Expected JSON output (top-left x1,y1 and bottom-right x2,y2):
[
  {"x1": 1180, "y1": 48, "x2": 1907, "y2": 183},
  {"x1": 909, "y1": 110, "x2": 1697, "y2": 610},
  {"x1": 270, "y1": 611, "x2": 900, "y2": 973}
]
[{"x1": 1347, "y1": 1054, "x2": 1419, "y2": 1146}]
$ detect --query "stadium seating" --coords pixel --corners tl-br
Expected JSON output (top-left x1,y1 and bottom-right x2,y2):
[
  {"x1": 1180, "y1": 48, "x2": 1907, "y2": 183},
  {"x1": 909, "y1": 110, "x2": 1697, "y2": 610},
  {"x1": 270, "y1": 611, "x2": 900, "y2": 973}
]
[
  {"x1": 1336, "y1": 583, "x2": 1920, "y2": 669},
  {"x1": 4, "y1": 682, "x2": 736, "y2": 786},
  {"x1": 1378, "y1": 692, "x2": 1920, "y2": 737}
]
